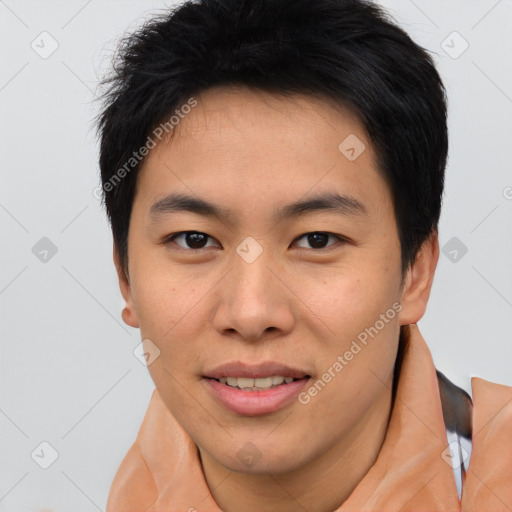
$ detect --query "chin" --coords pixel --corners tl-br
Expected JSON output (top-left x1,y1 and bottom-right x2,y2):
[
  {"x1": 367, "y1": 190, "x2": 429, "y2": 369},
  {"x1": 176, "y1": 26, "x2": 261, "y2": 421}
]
[{"x1": 209, "y1": 442, "x2": 309, "y2": 476}]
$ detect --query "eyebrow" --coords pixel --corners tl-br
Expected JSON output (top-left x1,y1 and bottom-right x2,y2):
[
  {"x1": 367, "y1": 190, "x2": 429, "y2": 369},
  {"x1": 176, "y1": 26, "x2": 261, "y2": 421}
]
[{"x1": 149, "y1": 191, "x2": 368, "y2": 224}]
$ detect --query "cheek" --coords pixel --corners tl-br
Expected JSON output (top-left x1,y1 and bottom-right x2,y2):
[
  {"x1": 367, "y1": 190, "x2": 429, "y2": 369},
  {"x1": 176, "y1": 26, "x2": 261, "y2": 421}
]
[
  {"x1": 298, "y1": 261, "x2": 400, "y2": 343},
  {"x1": 296, "y1": 280, "x2": 401, "y2": 436},
  {"x1": 128, "y1": 273, "x2": 216, "y2": 384},
  {"x1": 130, "y1": 253, "x2": 209, "y2": 336}
]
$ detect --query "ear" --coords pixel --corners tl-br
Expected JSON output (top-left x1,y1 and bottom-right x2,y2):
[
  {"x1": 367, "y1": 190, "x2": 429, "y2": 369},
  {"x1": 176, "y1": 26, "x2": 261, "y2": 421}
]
[
  {"x1": 113, "y1": 243, "x2": 140, "y2": 328},
  {"x1": 398, "y1": 231, "x2": 439, "y2": 326}
]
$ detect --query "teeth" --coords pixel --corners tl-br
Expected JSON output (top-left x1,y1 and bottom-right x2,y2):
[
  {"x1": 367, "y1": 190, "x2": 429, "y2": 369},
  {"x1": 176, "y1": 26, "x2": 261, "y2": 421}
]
[
  {"x1": 218, "y1": 375, "x2": 297, "y2": 390},
  {"x1": 255, "y1": 377, "x2": 273, "y2": 387},
  {"x1": 237, "y1": 377, "x2": 255, "y2": 388},
  {"x1": 226, "y1": 377, "x2": 238, "y2": 386}
]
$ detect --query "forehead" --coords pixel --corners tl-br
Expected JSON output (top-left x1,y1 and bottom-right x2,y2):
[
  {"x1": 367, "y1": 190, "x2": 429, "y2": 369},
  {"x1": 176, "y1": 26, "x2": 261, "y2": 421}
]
[
  {"x1": 136, "y1": 86, "x2": 391, "y2": 223},
  {"x1": 170, "y1": 86, "x2": 369, "y2": 155}
]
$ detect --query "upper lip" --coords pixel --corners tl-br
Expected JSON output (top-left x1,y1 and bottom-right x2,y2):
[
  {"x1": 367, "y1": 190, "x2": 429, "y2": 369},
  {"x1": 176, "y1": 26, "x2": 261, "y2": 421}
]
[{"x1": 204, "y1": 362, "x2": 310, "y2": 380}]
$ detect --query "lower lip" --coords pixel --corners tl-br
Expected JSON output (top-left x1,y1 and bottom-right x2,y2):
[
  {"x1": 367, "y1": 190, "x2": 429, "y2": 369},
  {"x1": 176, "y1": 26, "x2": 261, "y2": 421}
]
[{"x1": 204, "y1": 378, "x2": 310, "y2": 416}]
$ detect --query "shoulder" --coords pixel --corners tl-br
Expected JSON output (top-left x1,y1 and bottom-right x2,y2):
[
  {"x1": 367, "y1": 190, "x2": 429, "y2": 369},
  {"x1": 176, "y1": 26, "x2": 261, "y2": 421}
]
[
  {"x1": 460, "y1": 376, "x2": 512, "y2": 509},
  {"x1": 470, "y1": 375, "x2": 512, "y2": 433},
  {"x1": 436, "y1": 370, "x2": 512, "y2": 438}
]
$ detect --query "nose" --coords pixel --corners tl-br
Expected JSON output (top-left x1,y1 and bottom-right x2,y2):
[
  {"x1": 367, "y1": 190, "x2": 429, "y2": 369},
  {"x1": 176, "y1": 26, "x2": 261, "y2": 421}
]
[{"x1": 212, "y1": 245, "x2": 295, "y2": 343}]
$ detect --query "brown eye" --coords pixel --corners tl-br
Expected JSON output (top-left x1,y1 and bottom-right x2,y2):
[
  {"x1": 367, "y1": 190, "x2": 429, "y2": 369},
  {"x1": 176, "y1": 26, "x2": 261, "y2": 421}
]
[
  {"x1": 293, "y1": 232, "x2": 343, "y2": 250},
  {"x1": 166, "y1": 231, "x2": 220, "y2": 250}
]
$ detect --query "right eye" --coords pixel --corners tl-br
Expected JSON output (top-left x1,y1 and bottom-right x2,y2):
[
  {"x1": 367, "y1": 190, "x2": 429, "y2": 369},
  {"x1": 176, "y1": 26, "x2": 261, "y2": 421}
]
[{"x1": 163, "y1": 231, "x2": 221, "y2": 250}]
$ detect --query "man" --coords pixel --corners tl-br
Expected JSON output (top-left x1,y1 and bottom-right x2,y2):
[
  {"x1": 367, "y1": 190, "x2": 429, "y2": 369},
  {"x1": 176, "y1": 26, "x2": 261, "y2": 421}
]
[{"x1": 96, "y1": 0, "x2": 512, "y2": 510}]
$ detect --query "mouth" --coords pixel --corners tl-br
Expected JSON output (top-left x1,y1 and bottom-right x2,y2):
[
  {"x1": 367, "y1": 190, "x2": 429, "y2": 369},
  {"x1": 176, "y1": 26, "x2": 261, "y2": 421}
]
[{"x1": 203, "y1": 362, "x2": 311, "y2": 415}]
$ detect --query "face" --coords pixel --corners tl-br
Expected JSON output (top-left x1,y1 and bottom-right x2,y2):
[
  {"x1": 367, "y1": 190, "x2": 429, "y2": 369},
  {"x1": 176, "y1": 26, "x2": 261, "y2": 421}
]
[{"x1": 117, "y1": 86, "x2": 433, "y2": 476}]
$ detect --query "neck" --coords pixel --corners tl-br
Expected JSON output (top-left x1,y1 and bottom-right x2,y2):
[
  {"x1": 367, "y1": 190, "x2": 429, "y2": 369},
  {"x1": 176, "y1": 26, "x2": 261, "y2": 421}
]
[{"x1": 199, "y1": 371, "x2": 394, "y2": 512}]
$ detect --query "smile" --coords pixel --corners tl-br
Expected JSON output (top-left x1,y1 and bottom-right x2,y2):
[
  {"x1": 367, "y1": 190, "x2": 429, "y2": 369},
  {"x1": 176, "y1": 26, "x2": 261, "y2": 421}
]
[
  {"x1": 217, "y1": 376, "x2": 297, "y2": 390},
  {"x1": 204, "y1": 375, "x2": 310, "y2": 416}
]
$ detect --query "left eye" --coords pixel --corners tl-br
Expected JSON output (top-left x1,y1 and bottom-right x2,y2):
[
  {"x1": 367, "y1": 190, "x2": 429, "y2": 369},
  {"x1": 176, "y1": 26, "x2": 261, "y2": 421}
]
[{"x1": 293, "y1": 232, "x2": 342, "y2": 250}]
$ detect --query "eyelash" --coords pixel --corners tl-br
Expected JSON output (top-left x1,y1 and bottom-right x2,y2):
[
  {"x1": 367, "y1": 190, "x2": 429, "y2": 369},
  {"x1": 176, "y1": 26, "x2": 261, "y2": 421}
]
[{"x1": 162, "y1": 231, "x2": 348, "y2": 252}]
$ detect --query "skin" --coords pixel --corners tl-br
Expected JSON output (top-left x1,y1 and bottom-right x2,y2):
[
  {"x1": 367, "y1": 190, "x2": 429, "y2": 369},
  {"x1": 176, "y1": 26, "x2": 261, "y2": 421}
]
[{"x1": 115, "y1": 86, "x2": 439, "y2": 512}]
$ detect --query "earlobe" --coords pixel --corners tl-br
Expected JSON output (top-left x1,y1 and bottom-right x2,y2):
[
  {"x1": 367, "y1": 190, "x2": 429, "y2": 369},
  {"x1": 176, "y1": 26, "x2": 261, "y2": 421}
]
[
  {"x1": 113, "y1": 243, "x2": 140, "y2": 329},
  {"x1": 121, "y1": 305, "x2": 138, "y2": 327},
  {"x1": 398, "y1": 232, "x2": 439, "y2": 326}
]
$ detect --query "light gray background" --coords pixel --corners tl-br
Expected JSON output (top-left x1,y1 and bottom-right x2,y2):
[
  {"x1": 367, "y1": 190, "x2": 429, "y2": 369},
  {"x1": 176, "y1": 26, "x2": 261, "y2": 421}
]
[{"x1": 1, "y1": 0, "x2": 511, "y2": 510}]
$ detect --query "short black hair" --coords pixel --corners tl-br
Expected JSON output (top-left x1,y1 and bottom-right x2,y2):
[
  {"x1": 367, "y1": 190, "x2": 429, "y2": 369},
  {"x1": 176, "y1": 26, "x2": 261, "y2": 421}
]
[{"x1": 96, "y1": 0, "x2": 448, "y2": 279}]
